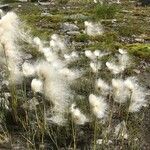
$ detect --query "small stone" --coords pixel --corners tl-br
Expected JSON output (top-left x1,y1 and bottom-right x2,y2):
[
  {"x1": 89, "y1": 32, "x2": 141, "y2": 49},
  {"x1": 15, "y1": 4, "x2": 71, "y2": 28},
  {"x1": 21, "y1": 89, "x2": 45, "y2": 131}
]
[
  {"x1": 0, "y1": 4, "x2": 11, "y2": 11},
  {"x1": 18, "y1": 0, "x2": 27, "y2": 2},
  {"x1": 133, "y1": 69, "x2": 140, "y2": 74},
  {"x1": 38, "y1": 1, "x2": 51, "y2": 6},
  {"x1": 41, "y1": 12, "x2": 52, "y2": 17},
  {"x1": 67, "y1": 31, "x2": 80, "y2": 35},
  {"x1": 96, "y1": 139, "x2": 103, "y2": 144},
  {"x1": 61, "y1": 22, "x2": 79, "y2": 32},
  {"x1": 135, "y1": 38, "x2": 144, "y2": 43},
  {"x1": 18, "y1": 5, "x2": 22, "y2": 8}
]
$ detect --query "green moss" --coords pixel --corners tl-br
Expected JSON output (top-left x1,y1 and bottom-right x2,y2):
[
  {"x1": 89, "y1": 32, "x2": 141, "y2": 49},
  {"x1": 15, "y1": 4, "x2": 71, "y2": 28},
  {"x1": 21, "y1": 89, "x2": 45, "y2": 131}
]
[{"x1": 126, "y1": 44, "x2": 150, "y2": 60}]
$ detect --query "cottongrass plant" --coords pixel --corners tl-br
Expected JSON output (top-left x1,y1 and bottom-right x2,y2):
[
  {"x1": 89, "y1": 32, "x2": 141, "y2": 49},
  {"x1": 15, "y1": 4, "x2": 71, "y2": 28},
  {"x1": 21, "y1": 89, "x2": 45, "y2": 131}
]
[
  {"x1": 89, "y1": 94, "x2": 108, "y2": 119},
  {"x1": 0, "y1": 11, "x2": 24, "y2": 84},
  {"x1": 84, "y1": 21, "x2": 104, "y2": 36},
  {"x1": 0, "y1": 10, "x2": 148, "y2": 149}
]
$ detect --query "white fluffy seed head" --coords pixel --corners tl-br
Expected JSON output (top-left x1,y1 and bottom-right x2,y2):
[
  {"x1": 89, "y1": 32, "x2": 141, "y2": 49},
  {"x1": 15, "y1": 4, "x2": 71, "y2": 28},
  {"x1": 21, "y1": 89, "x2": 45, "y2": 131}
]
[
  {"x1": 31, "y1": 78, "x2": 43, "y2": 93},
  {"x1": 46, "y1": 114, "x2": 66, "y2": 126},
  {"x1": 64, "y1": 54, "x2": 71, "y2": 61},
  {"x1": 90, "y1": 62, "x2": 101, "y2": 73},
  {"x1": 124, "y1": 77, "x2": 137, "y2": 90},
  {"x1": 96, "y1": 78, "x2": 110, "y2": 95},
  {"x1": 71, "y1": 51, "x2": 78, "y2": 58},
  {"x1": 35, "y1": 61, "x2": 72, "y2": 121},
  {"x1": 42, "y1": 47, "x2": 58, "y2": 62},
  {"x1": 50, "y1": 34, "x2": 66, "y2": 53},
  {"x1": 106, "y1": 62, "x2": 124, "y2": 74},
  {"x1": 70, "y1": 103, "x2": 88, "y2": 125},
  {"x1": 33, "y1": 37, "x2": 43, "y2": 52},
  {"x1": 85, "y1": 50, "x2": 96, "y2": 60},
  {"x1": 84, "y1": 21, "x2": 103, "y2": 36},
  {"x1": 0, "y1": 12, "x2": 26, "y2": 84},
  {"x1": 112, "y1": 78, "x2": 129, "y2": 103},
  {"x1": 59, "y1": 68, "x2": 82, "y2": 81},
  {"x1": 22, "y1": 62, "x2": 35, "y2": 77},
  {"x1": 94, "y1": 50, "x2": 100, "y2": 57},
  {"x1": 124, "y1": 77, "x2": 147, "y2": 112},
  {"x1": 118, "y1": 53, "x2": 130, "y2": 69},
  {"x1": 118, "y1": 48, "x2": 127, "y2": 55},
  {"x1": 114, "y1": 121, "x2": 128, "y2": 139},
  {"x1": 64, "y1": 51, "x2": 79, "y2": 63},
  {"x1": 0, "y1": 9, "x2": 4, "y2": 17},
  {"x1": 33, "y1": 37, "x2": 41, "y2": 46},
  {"x1": 89, "y1": 94, "x2": 108, "y2": 119},
  {"x1": 51, "y1": 34, "x2": 59, "y2": 40}
]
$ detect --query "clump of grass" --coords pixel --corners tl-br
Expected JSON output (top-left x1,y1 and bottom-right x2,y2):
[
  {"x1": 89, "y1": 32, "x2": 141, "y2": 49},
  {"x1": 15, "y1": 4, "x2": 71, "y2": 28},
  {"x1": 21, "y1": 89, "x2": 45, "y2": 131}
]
[
  {"x1": 93, "y1": 4, "x2": 119, "y2": 20},
  {"x1": 73, "y1": 33, "x2": 89, "y2": 42},
  {"x1": 57, "y1": 0, "x2": 69, "y2": 4},
  {"x1": 2, "y1": 0, "x2": 16, "y2": 3}
]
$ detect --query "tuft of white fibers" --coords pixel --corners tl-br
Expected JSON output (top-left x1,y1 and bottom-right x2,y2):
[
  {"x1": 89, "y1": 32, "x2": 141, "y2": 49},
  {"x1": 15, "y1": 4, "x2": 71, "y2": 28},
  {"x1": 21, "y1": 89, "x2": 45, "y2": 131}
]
[
  {"x1": 84, "y1": 21, "x2": 103, "y2": 36},
  {"x1": 93, "y1": 0, "x2": 103, "y2": 4},
  {"x1": 124, "y1": 77, "x2": 147, "y2": 112},
  {"x1": 112, "y1": 79, "x2": 129, "y2": 103},
  {"x1": 96, "y1": 139, "x2": 112, "y2": 145},
  {"x1": 106, "y1": 49, "x2": 130, "y2": 74},
  {"x1": 59, "y1": 68, "x2": 82, "y2": 81},
  {"x1": 90, "y1": 61, "x2": 101, "y2": 73},
  {"x1": 94, "y1": 50, "x2": 110, "y2": 58},
  {"x1": 118, "y1": 48, "x2": 127, "y2": 55},
  {"x1": 64, "y1": 51, "x2": 79, "y2": 63},
  {"x1": 31, "y1": 78, "x2": 43, "y2": 93},
  {"x1": 85, "y1": 50, "x2": 96, "y2": 60},
  {"x1": 64, "y1": 54, "x2": 71, "y2": 61},
  {"x1": 22, "y1": 62, "x2": 36, "y2": 77},
  {"x1": 89, "y1": 94, "x2": 108, "y2": 119},
  {"x1": 33, "y1": 37, "x2": 43, "y2": 52},
  {"x1": 50, "y1": 34, "x2": 66, "y2": 53},
  {"x1": 46, "y1": 113, "x2": 67, "y2": 126},
  {"x1": 106, "y1": 62, "x2": 124, "y2": 74},
  {"x1": 96, "y1": 78, "x2": 110, "y2": 95},
  {"x1": 42, "y1": 47, "x2": 58, "y2": 63},
  {"x1": 71, "y1": 51, "x2": 79, "y2": 58},
  {"x1": 116, "y1": 0, "x2": 121, "y2": 4},
  {"x1": 0, "y1": 12, "x2": 26, "y2": 84},
  {"x1": 118, "y1": 53, "x2": 130, "y2": 70},
  {"x1": 114, "y1": 121, "x2": 128, "y2": 140},
  {"x1": 0, "y1": 9, "x2": 4, "y2": 17},
  {"x1": 70, "y1": 103, "x2": 88, "y2": 125},
  {"x1": 94, "y1": 50, "x2": 101, "y2": 57},
  {"x1": 51, "y1": 60, "x2": 66, "y2": 71},
  {"x1": 35, "y1": 61, "x2": 72, "y2": 124},
  {"x1": 124, "y1": 77, "x2": 137, "y2": 90}
]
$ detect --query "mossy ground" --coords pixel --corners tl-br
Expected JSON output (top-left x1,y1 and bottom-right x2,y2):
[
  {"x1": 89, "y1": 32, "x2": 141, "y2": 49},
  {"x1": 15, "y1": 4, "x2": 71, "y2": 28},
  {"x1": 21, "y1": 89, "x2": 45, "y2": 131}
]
[{"x1": 10, "y1": 0, "x2": 149, "y2": 60}]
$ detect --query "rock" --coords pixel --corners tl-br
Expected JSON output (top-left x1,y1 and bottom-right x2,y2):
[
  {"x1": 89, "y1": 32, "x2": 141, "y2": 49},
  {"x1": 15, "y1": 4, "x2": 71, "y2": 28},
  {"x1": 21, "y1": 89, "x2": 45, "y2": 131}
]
[
  {"x1": 135, "y1": 38, "x2": 145, "y2": 43},
  {"x1": 0, "y1": 4, "x2": 11, "y2": 11},
  {"x1": 133, "y1": 69, "x2": 141, "y2": 74},
  {"x1": 18, "y1": 5, "x2": 22, "y2": 8},
  {"x1": 64, "y1": 14, "x2": 89, "y2": 21},
  {"x1": 61, "y1": 22, "x2": 79, "y2": 32},
  {"x1": 41, "y1": 12, "x2": 52, "y2": 17},
  {"x1": 18, "y1": 0, "x2": 28, "y2": 2},
  {"x1": 139, "y1": 0, "x2": 150, "y2": 6},
  {"x1": 38, "y1": 1, "x2": 51, "y2": 5},
  {"x1": 67, "y1": 31, "x2": 80, "y2": 35}
]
